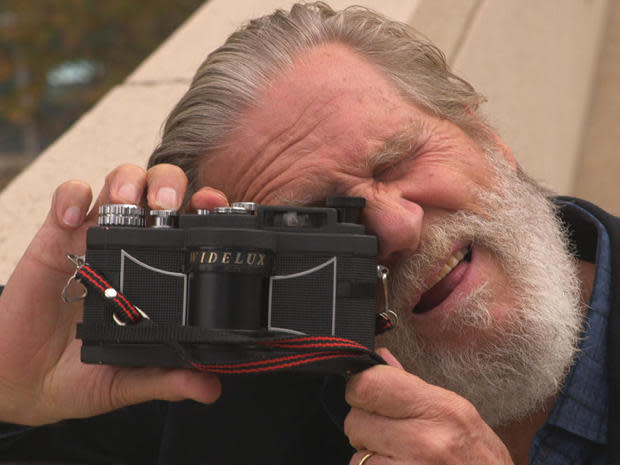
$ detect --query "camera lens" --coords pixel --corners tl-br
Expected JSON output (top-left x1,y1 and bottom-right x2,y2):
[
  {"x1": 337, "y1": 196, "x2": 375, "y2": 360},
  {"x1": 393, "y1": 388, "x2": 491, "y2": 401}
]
[{"x1": 187, "y1": 248, "x2": 274, "y2": 331}]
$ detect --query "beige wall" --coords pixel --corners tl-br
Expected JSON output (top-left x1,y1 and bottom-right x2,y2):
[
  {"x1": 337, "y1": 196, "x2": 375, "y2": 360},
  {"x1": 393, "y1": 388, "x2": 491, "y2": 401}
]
[
  {"x1": 413, "y1": 0, "x2": 611, "y2": 197},
  {"x1": 574, "y1": 0, "x2": 620, "y2": 215},
  {"x1": 0, "y1": 0, "x2": 615, "y2": 282}
]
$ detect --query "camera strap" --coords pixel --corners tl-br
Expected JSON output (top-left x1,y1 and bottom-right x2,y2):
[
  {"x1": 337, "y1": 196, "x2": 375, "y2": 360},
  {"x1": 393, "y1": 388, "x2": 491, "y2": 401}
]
[
  {"x1": 68, "y1": 256, "x2": 388, "y2": 375},
  {"x1": 68, "y1": 258, "x2": 145, "y2": 325},
  {"x1": 170, "y1": 336, "x2": 385, "y2": 375}
]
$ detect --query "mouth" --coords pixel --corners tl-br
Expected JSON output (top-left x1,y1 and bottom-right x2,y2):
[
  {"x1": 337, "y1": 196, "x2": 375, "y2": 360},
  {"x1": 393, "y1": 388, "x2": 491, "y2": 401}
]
[{"x1": 413, "y1": 244, "x2": 473, "y2": 314}]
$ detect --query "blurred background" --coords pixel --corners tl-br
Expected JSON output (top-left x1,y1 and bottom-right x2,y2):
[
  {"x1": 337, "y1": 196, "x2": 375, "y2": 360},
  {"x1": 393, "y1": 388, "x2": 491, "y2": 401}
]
[
  {"x1": 0, "y1": 0, "x2": 205, "y2": 189},
  {"x1": 0, "y1": 0, "x2": 618, "y2": 282}
]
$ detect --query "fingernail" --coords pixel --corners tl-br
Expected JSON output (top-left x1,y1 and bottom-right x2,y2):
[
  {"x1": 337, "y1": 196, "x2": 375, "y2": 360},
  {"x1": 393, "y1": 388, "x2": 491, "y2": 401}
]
[
  {"x1": 156, "y1": 187, "x2": 178, "y2": 209},
  {"x1": 118, "y1": 183, "x2": 138, "y2": 203},
  {"x1": 63, "y1": 206, "x2": 83, "y2": 227},
  {"x1": 214, "y1": 192, "x2": 229, "y2": 206}
]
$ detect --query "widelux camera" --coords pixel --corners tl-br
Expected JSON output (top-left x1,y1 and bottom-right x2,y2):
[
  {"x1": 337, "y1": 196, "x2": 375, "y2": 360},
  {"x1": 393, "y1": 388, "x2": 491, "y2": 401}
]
[{"x1": 77, "y1": 197, "x2": 378, "y2": 372}]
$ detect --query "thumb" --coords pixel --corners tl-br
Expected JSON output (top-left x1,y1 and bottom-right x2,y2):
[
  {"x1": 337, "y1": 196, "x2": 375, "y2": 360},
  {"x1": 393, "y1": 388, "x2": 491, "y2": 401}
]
[
  {"x1": 96, "y1": 367, "x2": 222, "y2": 414},
  {"x1": 376, "y1": 347, "x2": 404, "y2": 369},
  {"x1": 39, "y1": 355, "x2": 223, "y2": 424}
]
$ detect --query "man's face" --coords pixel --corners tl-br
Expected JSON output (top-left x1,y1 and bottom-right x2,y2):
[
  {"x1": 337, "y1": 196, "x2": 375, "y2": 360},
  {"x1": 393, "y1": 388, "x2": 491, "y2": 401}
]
[
  {"x1": 201, "y1": 43, "x2": 581, "y2": 426},
  {"x1": 203, "y1": 43, "x2": 515, "y2": 342}
]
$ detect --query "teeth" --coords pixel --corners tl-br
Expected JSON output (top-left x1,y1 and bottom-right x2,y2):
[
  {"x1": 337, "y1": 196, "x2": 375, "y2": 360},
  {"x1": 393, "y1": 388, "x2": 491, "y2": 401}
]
[{"x1": 427, "y1": 246, "x2": 469, "y2": 289}]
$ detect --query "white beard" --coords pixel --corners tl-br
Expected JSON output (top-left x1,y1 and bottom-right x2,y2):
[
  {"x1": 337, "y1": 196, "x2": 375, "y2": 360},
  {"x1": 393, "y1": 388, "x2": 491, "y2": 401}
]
[{"x1": 376, "y1": 154, "x2": 583, "y2": 428}]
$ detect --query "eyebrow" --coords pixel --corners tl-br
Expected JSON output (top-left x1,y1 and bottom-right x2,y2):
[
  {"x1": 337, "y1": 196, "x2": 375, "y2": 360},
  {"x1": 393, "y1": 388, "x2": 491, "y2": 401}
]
[
  {"x1": 273, "y1": 122, "x2": 427, "y2": 207},
  {"x1": 364, "y1": 121, "x2": 426, "y2": 172},
  {"x1": 272, "y1": 190, "x2": 320, "y2": 207}
]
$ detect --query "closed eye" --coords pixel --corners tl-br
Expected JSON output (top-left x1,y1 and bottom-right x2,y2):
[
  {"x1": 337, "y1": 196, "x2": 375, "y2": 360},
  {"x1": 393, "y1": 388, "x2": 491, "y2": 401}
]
[
  {"x1": 372, "y1": 150, "x2": 420, "y2": 182},
  {"x1": 372, "y1": 158, "x2": 400, "y2": 180},
  {"x1": 367, "y1": 124, "x2": 428, "y2": 182}
]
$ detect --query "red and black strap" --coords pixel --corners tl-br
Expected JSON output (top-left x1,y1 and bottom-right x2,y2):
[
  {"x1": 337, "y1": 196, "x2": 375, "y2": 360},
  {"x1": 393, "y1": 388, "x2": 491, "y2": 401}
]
[
  {"x1": 76, "y1": 264, "x2": 143, "y2": 325},
  {"x1": 166, "y1": 334, "x2": 382, "y2": 374},
  {"x1": 189, "y1": 348, "x2": 376, "y2": 374}
]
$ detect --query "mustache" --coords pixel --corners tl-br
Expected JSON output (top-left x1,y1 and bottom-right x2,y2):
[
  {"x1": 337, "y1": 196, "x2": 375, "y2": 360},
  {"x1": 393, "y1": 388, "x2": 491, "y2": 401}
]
[
  {"x1": 385, "y1": 176, "x2": 541, "y2": 318},
  {"x1": 387, "y1": 208, "x2": 494, "y2": 314}
]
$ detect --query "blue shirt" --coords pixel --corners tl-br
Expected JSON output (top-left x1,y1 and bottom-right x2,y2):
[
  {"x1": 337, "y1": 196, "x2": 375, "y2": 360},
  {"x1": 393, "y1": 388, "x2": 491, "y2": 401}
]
[{"x1": 530, "y1": 201, "x2": 612, "y2": 464}]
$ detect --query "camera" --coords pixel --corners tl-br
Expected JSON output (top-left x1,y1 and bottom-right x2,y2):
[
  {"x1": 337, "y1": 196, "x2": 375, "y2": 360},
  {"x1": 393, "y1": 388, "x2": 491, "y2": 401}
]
[{"x1": 77, "y1": 197, "x2": 378, "y2": 371}]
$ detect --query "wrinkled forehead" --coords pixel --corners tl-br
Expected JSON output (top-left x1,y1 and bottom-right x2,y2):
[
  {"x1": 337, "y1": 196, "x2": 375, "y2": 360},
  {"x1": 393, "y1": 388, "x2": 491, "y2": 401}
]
[{"x1": 200, "y1": 43, "x2": 422, "y2": 202}]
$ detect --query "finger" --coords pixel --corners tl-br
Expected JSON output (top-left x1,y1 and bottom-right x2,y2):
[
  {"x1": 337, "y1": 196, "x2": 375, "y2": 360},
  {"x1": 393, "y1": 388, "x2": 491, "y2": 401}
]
[
  {"x1": 345, "y1": 407, "x2": 412, "y2": 457},
  {"x1": 89, "y1": 164, "x2": 147, "y2": 221},
  {"x1": 24, "y1": 180, "x2": 93, "y2": 275},
  {"x1": 146, "y1": 163, "x2": 188, "y2": 210},
  {"x1": 52, "y1": 180, "x2": 93, "y2": 231},
  {"x1": 376, "y1": 347, "x2": 404, "y2": 369},
  {"x1": 345, "y1": 402, "x2": 509, "y2": 464},
  {"x1": 190, "y1": 186, "x2": 229, "y2": 211},
  {"x1": 349, "y1": 450, "x2": 393, "y2": 465},
  {"x1": 346, "y1": 365, "x2": 453, "y2": 419}
]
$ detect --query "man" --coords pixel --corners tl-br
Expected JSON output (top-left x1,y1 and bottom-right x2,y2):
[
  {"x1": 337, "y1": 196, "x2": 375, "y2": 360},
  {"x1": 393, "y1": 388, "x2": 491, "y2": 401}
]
[{"x1": 0, "y1": 3, "x2": 615, "y2": 464}]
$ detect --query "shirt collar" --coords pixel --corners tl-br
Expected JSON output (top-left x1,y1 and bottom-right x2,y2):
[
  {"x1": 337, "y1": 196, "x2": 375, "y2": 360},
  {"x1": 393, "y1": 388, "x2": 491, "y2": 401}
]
[{"x1": 542, "y1": 199, "x2": 612, "y2": 444}]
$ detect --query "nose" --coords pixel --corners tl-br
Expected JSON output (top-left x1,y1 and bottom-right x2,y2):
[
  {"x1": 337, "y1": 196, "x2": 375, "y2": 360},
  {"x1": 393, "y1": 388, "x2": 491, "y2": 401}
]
[{"x1": 362, "y1": 192, "x2": 424, "y2": 265}]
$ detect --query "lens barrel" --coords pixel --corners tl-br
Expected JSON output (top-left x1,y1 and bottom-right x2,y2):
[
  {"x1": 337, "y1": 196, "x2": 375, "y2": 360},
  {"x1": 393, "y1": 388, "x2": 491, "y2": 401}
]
[{"x1": 187, "y1": 248, "x2": 274, "y2": 331}]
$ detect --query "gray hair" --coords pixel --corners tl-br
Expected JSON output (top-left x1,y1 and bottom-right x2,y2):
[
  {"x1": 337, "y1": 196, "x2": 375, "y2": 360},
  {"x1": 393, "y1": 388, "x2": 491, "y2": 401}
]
[{"x1": 148, "y1": 2, "x2": 488, "y2": 196}]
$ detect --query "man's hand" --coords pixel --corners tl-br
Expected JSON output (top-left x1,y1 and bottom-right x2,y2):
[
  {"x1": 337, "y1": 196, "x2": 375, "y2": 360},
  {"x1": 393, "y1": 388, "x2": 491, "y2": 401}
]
[
  {"x1": 344, "y1": 348, "x2": 514, "y2": 465},
  {"x1": 0, "y1": 164, "x2": 228, "y2": 426}
]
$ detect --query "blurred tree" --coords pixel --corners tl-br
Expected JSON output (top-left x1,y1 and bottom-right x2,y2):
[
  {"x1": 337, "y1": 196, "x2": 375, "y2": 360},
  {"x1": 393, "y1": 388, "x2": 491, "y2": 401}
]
[{"x1": 0, "y1": 0, "x2": 205, "y2": 186}]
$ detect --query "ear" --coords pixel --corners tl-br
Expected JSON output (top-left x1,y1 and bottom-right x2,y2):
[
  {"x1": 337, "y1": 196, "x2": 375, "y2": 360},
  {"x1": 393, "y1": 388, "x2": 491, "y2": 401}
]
[
  {"x1": 489, "y1": 129, "x2": 517, "y2": 170},
  {"x1": 466, "y1": 108, "x2": 517, "y2": 170}
]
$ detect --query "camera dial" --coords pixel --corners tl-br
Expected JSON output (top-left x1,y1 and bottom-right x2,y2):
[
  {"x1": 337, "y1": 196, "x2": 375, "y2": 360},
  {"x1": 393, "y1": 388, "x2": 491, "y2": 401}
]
[
  {"x1": 98, "y1": 204, "x2": 145, "y2": 227},
  {"x1": 232, "y1": 202, "x2": 259, "y2": 213},
  {"x1": 150, "y1": 210, "x2": 179, "y2": 228},
  {"x1": 213, "y1": 206, "x2": 253, "y2": 215}
]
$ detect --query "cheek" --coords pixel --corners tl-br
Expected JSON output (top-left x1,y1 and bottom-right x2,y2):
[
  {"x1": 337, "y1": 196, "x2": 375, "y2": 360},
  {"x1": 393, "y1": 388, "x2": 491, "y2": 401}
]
[
  {"x1": 467, "y1": 247, "x2": 515, "y2": 324},
  {"x1": 395, "y1": 174, "x2": 476, "y2": 213}
]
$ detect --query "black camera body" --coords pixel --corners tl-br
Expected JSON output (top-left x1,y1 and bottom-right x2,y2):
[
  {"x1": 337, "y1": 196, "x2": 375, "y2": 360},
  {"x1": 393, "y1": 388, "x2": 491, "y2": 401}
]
[{"x1": 78, "y1": 198, "x2": 378, "y2": 369}]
